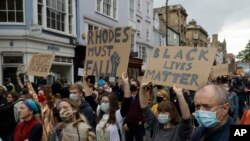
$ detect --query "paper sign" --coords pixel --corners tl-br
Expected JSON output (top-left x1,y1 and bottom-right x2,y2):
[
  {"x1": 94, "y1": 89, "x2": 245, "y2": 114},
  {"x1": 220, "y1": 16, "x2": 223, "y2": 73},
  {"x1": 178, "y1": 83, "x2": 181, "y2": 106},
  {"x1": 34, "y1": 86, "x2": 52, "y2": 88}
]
[
  {"x1": 27, "y1": 53, "x2": 55, "y2": 77},
  {"x1": 211, "y1": 64, "x2": 229, "y2": 78},
  {"x1": 143, "y1": 46, "x2": 217, "y2": 90},
  {"x1": 85, "y1": 27, "x2": 132, "y2": 77},
  {"x1": 78, "y1": 68, "x2": 84, "y2": 76}
]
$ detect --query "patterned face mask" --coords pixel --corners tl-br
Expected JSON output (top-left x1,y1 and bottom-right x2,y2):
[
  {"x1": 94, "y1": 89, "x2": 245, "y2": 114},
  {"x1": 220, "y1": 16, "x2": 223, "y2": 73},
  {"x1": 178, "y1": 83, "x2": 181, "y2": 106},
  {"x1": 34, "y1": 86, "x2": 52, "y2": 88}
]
[{"x1": 59, "y1": 107, "x2": 74, "y2": 122}]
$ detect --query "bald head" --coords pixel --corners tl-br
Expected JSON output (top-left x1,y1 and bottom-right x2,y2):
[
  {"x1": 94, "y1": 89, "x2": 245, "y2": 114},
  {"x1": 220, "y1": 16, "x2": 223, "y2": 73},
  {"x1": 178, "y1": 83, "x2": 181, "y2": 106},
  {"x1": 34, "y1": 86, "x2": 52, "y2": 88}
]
[{"x1": 195, "y1": 84, "x2": 229, "y2": 106}]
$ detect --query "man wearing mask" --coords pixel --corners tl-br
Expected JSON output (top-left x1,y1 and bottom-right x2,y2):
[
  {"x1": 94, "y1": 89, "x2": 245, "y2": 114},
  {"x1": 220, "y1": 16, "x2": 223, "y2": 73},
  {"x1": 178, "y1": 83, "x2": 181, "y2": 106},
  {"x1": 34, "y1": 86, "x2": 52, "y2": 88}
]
[
  {"x1": 123, "y1": 78, "x2": 145, "y2": 141},
  {"x1": 191, "y1": 84, "x2": 233, "y2": 141},
  {"x1": 69, "y1": 83, "x2": 96, "y2": 129}
]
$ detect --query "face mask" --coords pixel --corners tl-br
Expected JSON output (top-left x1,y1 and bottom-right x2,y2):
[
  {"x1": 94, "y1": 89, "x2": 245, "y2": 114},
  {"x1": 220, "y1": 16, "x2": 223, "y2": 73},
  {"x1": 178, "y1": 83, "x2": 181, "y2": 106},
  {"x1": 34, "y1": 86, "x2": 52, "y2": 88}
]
[
  {"x1": 100, "y1": 102, "x2": 110, "y2": 112},
  {"x1": 157, "y1": 113, "x2": 170, "y2": 124},
  {"x1": 59, "y1": 108, "x2": 74, "y2": 122},
  {"x1": 69, "y1": 94, "x2": 79, "y2": 101},
  {"x1": 130, "y1": 85, "x2": 137, "y2": 92},
  {"x1": 38, "y1": 95, "x2": 46, "y2": 103},
  {"x1": 132, "y1": 95, "x2": 136, "y2": 101},
  {"x1": 224, "y1": 87, "x2": 229, "y2": 91},
  {"x1": 157, "y1": 96, "x2": 163, "y2": 103},
  {"x1": 194, "y1": 110, "x2": 219, "y2": 128}
]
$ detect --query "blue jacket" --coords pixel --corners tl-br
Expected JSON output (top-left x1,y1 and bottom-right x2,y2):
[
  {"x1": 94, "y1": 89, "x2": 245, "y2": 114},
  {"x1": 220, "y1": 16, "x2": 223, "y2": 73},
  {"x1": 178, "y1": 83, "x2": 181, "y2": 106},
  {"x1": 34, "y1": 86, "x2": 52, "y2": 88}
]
[
  {"x1": 79, "y1": 100, "x2": 96, "y2": 129},
  {"x1": 191, "y1": 117, "x2": 233, "y2": 141}
]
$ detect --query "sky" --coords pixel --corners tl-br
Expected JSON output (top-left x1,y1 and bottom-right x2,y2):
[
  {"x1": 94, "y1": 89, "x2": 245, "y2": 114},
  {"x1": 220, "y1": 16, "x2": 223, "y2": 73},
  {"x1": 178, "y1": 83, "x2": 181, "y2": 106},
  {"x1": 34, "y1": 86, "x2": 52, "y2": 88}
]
[{"x1": 154, "y1": 0, "x2": 250, "y2": 56}]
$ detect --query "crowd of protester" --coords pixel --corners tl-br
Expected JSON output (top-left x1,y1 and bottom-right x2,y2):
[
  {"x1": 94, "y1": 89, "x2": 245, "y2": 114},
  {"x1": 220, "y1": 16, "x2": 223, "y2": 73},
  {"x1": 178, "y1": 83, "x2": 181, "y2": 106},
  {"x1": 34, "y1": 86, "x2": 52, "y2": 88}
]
[{"x1": 0, "y1": 69, "x2": 250, "y2": 141}]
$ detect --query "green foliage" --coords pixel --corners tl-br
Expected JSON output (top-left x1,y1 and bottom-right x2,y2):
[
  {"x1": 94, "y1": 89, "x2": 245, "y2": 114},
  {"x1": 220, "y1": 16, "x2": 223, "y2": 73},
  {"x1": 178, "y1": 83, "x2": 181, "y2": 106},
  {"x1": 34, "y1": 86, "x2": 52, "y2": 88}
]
[{"x1": 236, "y1": 42, "x2": 250, "y2": 61}]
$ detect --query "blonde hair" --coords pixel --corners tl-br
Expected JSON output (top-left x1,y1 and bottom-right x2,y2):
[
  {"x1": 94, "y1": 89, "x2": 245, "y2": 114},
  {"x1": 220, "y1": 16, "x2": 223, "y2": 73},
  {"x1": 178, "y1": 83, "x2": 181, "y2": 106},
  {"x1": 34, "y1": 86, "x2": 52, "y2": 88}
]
[{"x1": 159, "y1": 89, "x2": 170, "y2": 101}]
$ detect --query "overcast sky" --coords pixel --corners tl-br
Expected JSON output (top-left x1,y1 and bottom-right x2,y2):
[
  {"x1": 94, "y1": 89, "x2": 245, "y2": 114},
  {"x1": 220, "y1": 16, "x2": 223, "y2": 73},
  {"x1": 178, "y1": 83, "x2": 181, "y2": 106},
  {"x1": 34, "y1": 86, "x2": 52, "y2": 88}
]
[{"x1": 154, "y1": 0, "x2": 250, "y2": 56}]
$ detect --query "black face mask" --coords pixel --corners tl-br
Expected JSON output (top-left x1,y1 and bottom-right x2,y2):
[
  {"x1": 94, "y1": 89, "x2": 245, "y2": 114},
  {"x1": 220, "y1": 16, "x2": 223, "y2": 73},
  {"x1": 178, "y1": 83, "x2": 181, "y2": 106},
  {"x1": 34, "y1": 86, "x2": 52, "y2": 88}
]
[
  {"x1": 130, "y1": 85, "x2": 137, "y2": 92},
  {"x1": 156, "y1": 96, "x2": 163, "y2": 103}
]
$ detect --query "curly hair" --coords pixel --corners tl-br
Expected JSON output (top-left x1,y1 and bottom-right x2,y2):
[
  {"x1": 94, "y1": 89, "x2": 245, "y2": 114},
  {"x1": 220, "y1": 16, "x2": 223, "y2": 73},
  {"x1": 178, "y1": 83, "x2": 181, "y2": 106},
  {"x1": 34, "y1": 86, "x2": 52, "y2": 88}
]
[{"x1": 98, "y1": 92, "x2": 119, "y2": 125}]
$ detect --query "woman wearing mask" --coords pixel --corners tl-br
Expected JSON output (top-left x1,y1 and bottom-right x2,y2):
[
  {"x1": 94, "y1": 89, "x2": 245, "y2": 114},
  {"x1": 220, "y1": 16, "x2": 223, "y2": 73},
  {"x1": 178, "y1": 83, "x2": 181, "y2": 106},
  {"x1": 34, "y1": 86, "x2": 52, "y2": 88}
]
[
  {"x1": 83, "y1": 72, "x2": 131, "y2": 141},
  {"x1": 49, "y1": 98, "x2": 95, "y2": 141},
  {"x1": 139, "y1": 83, "x2": 193, "y2": 141},
  {"x1": 13, "y1": 99, "x2": 43, "y2": 141},
  {"x1": 151, "y1": 89, "x2": 170, "y2": 114}
]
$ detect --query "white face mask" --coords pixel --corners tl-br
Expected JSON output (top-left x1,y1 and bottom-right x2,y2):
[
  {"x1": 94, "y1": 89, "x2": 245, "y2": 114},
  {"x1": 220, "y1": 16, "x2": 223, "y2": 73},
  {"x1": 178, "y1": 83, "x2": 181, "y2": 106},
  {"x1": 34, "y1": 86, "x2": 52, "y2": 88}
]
[
  {"x1": 69, "y1": 94, "x2": 79, "y2": 101},
  {"x1": 157, "y1": 113, "x2": 170, "y2": 124},
  {"x1": 100, "y1": 102, "x2": 110, "y2": 113}
]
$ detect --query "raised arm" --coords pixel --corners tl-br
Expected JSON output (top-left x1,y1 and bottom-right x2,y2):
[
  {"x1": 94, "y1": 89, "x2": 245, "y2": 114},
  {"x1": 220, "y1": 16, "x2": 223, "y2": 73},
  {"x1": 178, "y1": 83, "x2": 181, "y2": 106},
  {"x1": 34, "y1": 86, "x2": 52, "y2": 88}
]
[
  {"x1": 139, "y1": 83, "x2": 149, "y2": 108},
  {"x1": 82, "y1": 72, "x2": 98, "y2": 111},
  {"x1": 120, "y1": 72, "x2": 131, "y2": 117},
  {"x1": 173, "y1": 85, "x2": 190, "y2": 120},
  {"x1": 24, "y1": 74, "x2": 38, "y2": 102}
]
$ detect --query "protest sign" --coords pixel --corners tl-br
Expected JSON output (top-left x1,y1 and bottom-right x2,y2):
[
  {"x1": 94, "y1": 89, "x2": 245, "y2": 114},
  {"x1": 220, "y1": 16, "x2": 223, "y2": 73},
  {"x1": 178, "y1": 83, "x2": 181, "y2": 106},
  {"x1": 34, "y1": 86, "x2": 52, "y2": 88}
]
[
  {"x1": 78, "y1": 68, "x2": 84, "y2": 76},
  {"x1": 27, "y1": 53, "x2": 55, "y2": 77},
  {"x1": 85, "y1": 27, "x2": 132, "y2": 77},
  {"x1": 211, "y1": 64, "x2": 229, "y2": 78},
  {"x1": 143, "y1": 46, "x2": 217, "y2": 90}
]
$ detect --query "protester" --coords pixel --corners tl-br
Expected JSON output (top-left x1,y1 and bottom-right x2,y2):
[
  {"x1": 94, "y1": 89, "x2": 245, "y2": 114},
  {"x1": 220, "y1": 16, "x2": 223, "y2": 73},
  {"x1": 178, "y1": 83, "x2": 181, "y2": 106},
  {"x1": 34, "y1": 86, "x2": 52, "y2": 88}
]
[
  {"x1": 69, "y1": 83, "x2": 96, "y2": 129},
  {"x1": 49, "y1": 98, "x2": 95, "y2": 141},
  {"x1": 191, "y1": 84, "x2": 233, "y2": 141},
  {"x1": 83, "y1": 72, "x2": 131, "y2": 141},
  {"x1": 13, "y1": 99, "x2": 43, "y2": 141},
  {"x1": 240, "y1": 109, "x2": 250, "y2": 124},
  {"x1": 123, "y1": 78, "x2": 145, "y2": 141},
  {"x1": 151, "y1": 88, "x2": 170, "y2": 114},
  {"x1": 222, "y1": 82, "x2": 239, "y2": 123},
  {"x1": 139, "y1": 83, "x2": 193, "y2": 141},
  {"x1": 0, "y1": 91, "x2": 19, "y2": 141}
]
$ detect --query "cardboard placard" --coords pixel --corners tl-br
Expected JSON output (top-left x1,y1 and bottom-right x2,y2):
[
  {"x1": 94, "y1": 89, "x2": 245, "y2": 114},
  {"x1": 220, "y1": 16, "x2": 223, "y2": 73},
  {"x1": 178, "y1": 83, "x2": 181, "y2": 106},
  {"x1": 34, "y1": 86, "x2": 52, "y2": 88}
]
[
  {"x1": 85, "y1": 27, "x2": 132, "y2": 77},
  {"x1": 211, "y1": 64, "x2": 229, "y2": 78},
  {"x1": 143, "y1": 46, "x2": 217, "y2": 90},
  {"x1": 27, "y1": 53, "x2": 55, "y2": 77}
]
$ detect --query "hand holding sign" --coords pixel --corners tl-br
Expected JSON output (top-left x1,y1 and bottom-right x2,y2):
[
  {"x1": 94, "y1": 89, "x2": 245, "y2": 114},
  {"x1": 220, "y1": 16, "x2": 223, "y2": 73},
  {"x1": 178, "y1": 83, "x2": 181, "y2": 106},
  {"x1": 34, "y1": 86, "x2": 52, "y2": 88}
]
[
  {"x1": 16, "y1": 64, "x2": 25, "y2": 75},
  {"x1": 121, "y1": 72, "x2": 129, "y2": 84},
  {"x1": 173, "y1": 85, "x2": 183, "y2": 97}
]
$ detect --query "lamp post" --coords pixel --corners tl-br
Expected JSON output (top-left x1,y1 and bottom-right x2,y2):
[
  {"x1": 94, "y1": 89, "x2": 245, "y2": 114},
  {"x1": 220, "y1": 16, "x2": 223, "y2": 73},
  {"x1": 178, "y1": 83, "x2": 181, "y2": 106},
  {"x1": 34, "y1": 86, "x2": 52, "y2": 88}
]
[{"x1": 165, "y1": 0, "x2": 168, "y2": 46}]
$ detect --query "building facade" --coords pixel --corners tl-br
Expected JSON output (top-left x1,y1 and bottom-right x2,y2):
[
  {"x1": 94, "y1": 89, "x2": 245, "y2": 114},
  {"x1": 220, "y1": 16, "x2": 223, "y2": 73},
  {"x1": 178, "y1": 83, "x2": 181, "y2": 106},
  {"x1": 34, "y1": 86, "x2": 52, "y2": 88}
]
[
  {"x1": 186, "y1": 19, "x2": 209, "y2": 47},
  {"x1": 211, "y1": 34, "x2": 227, "y2": 65},
  {"x1": 153, "y1": 9, "x2": 180, "y2": 46},
  {"x1": 0, "y1": 0, "x2": 76, "y2": 89},
  {"x1": 135, "y1": 0, "x2": 154, "y2": 71}
]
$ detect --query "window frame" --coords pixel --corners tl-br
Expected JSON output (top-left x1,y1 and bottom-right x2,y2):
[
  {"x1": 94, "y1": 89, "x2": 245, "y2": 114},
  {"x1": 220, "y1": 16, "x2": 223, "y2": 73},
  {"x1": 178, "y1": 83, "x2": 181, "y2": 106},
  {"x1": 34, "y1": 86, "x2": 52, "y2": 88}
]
[
  {"x1": 95, "y1": 0, "x2": 118, "y2": 20},
  {"x1": 0, "y1": 0, "x2": 25, "y2": 25}
]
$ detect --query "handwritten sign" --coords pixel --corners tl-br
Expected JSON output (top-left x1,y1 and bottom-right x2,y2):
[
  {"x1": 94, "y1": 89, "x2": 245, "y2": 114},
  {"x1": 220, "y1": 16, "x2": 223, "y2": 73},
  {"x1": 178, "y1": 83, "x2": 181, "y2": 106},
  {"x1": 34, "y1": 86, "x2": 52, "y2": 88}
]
[
  {"x1": 85, "y1": 27, "x2": 132, "y2": 77},
  {"x1": 143, "y1": 46, "x2": 217, "y2": 90},
  {"x1": 17, "y1": 64, "x2": 26, "y2": 74},
  {"x1": 27, "y1": 53, "x2": 55, "y2": 77},
  {"x1": 211, "y1": 64, "x2": 229, "y2": 78}
]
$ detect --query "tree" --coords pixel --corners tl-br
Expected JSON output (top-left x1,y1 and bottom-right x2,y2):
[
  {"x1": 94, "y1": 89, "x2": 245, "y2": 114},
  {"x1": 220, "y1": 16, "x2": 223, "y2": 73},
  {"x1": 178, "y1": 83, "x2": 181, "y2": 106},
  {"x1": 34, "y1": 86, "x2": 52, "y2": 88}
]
[{"x1": 236, "y1": 40, "x2": 250, "y2": 61}]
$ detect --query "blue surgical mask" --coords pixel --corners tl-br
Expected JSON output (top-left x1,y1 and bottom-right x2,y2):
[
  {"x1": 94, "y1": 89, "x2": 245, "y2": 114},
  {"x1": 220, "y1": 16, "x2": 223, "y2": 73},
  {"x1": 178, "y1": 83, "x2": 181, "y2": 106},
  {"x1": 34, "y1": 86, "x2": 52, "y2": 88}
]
[
  {"x1": 194, "y1": 110, "x2": 219, "y2": 128},
  {"x1": 100, "y1": 102, "x2": 110, "y2": 112},
  {"x1": 157, "y1": 113, "x2": 170, "y2": 124}
]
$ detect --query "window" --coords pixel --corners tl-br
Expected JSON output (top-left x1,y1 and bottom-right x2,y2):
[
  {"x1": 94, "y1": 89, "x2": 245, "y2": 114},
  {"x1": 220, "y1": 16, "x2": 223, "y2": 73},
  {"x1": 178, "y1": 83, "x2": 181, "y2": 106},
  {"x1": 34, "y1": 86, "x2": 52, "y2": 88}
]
[
  {"x1": 46, "y1": 0, "x2": 66, "y2": 32},
  {"x1": 38, "y1": 0, "x2": 43, "y2": 25},
  {"x1": 146, "y1": 25, "x2": 150, "y2": 40},
  {"x1": 68, "y1": 0, "x2": 73, "y2": 34},
  {"x1": 137, "y1": 0, "x2": 140, "y2": 11},
  {"x1": 129, "y1": 0, "x2": 134, "y2": 20},
  {"x1": 96, "y1": 0, "x2": 117, "y2": 19},
  {"x1": 131, "y1": 32, "x2": 134, "y2": 51},
  {"x1": 136, "y1": 19, "x2": 141, "y2": 37},
  {"x1": 38, "y1": 0, "x2": 74, "y2": 34},
  {"x1": 139, "y1": 46, "x2": 147, "y2": 63},
  {"x1": 146, "y1": 2, "x2": 150, "y2": 17},
  {"x1": 88, "y1": 23, "x2": 99, "y2": 31},
  {"x1": 103, "y1": 0, "x2": 111, "y2": 16},
  {"x1": 0, "y1": 0, "x2": 24, "y2": 23}
]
